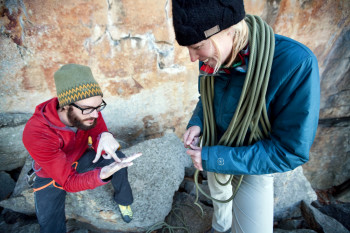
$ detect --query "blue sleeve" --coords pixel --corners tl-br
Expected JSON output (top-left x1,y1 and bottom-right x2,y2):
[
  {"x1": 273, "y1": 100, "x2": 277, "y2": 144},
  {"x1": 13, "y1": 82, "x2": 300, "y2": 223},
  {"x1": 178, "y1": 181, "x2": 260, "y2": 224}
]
[{"x1": 202, "y1": 55, "x2": 320, "y2": 175}]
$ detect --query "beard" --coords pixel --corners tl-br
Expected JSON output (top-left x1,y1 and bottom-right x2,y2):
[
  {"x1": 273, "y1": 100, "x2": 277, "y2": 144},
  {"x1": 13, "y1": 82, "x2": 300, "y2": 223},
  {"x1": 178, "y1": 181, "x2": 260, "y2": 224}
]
[{"x1": 67, "y1": 106, "x2": 97, "y2": 130}]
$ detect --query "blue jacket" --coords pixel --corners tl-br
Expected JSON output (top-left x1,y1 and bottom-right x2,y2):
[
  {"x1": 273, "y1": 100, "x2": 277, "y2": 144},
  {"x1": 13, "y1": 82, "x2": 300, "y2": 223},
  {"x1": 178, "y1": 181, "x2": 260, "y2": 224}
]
[{"x1": 187, "y1": 34, "x2": 320, "y2": 175}]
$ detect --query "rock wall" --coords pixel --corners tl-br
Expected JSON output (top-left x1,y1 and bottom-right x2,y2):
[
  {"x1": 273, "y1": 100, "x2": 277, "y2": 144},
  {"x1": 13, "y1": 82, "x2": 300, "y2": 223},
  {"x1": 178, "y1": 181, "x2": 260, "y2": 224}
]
[{"x1": 0, "y1": 0, "x2": 349, "y2": 190}]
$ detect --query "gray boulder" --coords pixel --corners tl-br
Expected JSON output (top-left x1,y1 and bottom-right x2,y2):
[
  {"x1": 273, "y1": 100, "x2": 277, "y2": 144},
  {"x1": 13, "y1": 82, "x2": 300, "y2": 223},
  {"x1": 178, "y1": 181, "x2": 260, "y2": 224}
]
[
  {"x1": 0, "y1": 171, "x2": 15, "y2": 200},
  {"x1": 0, "y1": 222, "x2": 40, "y2": 233},
  {"x1": 274, "y1": 166, "x2": 317, "y2": 221},
  {"x1": 273, "y1": 229, "x2": 317, "y2": 233},
  {"x1": 12, "y1": 155, "x2": 33, "y2": 196},
  {"x1": 0, "y1": 133, "x2": 192, "y2": 232},
  {"x1": 303, "y1": 121, "x2": 350, "y2": 189},
  {"x1": 0, "y1": 113, "x2": 32, "y2": 128},
  {"x1": 336, "y1": 187, "x2": 350, "y2": 203},
  {"x1": 318, "y1": 203, "x2": 350, "y2": 231},
  {"x1": 0, "y1": 113, "x2": 31, "y2": 171},
  {"x1": 301, "y1": 201, "x2": 349, "y2": 233}
]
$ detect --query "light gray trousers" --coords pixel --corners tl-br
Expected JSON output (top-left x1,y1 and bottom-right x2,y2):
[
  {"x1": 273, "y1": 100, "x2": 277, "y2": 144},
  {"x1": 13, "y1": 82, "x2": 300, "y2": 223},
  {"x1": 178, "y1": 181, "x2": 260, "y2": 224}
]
[{"x1": 207, "y1": 172, "x2": 274, "y2": 233}]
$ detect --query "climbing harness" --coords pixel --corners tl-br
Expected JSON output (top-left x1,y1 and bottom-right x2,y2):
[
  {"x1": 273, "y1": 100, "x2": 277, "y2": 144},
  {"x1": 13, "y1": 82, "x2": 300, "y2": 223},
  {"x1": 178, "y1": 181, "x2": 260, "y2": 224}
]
[
  {"x1": 194, "y1": 14, "x2": 275, "y2": 212},
  {"x1": 26, "y1": 168, "x2": 36, "y2": 187}
]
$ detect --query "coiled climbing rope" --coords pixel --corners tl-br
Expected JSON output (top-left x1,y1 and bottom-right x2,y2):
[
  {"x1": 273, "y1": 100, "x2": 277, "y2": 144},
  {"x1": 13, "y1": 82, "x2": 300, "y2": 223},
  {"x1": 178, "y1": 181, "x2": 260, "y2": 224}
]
[{"x1": 194, "y1": 14, "x2": 275, "y2": 211}]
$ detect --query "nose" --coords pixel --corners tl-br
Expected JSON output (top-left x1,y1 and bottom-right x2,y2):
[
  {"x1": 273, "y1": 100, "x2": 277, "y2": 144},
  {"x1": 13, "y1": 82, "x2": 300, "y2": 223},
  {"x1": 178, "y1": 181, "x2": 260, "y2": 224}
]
[
  {"x1": 90, "y1": 109, "x2": 99, "y2": 118},
  {"x1": 188, "y1": 48, "x2": 198, "y2": 62}
]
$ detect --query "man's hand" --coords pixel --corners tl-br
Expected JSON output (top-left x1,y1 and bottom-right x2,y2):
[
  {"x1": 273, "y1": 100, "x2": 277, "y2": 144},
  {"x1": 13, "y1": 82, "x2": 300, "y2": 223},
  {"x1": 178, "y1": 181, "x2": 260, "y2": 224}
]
[
  {"x1": 186, "y1": 144, "x2": 203, "y2": 171},
  {"x1": 93, "y1": 132, "x2": 121, "y2": 163},
  {"x1": 100, "y1": 152, "x2": 142, "y2": 180},
  {"x1": 183, "y1": 126, "x2": 201, "y2": 148}
]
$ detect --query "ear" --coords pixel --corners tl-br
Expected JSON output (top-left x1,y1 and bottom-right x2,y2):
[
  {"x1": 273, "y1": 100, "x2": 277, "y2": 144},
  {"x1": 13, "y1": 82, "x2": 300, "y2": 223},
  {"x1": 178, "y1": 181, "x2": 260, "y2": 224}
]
[
  {"x1": 59, "y1": 105, "x2": 69, "y2": 112},
  {"x1": 227, "y1": 28, "x2": 235, "y2": 37}
]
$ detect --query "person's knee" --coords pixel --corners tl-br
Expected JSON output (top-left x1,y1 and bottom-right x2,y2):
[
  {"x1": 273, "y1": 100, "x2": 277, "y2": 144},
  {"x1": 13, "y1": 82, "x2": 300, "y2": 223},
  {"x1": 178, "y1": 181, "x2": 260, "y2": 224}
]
[
  {"x1": 37, "y1": 207, "x2": 65, "y2": 228},
  {"x1": 39, "y1": 216, "x2": 66, "y2": 233}
]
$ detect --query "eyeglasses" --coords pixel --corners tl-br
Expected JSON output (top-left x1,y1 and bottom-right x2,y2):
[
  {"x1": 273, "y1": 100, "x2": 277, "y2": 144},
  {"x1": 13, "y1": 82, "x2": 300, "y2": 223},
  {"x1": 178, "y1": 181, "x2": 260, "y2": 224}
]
[{"x1": 70, "y1": 100, "x2": 107, "y2": 115}]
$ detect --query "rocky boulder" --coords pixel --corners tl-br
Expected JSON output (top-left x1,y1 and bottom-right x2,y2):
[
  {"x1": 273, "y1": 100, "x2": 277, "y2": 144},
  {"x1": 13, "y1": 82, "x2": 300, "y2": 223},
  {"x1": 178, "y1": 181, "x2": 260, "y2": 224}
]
[
  {"x1": 0, "y1": 171, "x2": 15, "y2": 200},
  {"x1": 301, "y1": 201, "x2": 349, "y2": 233},
  {"x1": 0, "y1": 113, "x2": 31, "y2": 172},
  {"x1": 274, "y1": 166, "x2": 317, "y2": 221}
]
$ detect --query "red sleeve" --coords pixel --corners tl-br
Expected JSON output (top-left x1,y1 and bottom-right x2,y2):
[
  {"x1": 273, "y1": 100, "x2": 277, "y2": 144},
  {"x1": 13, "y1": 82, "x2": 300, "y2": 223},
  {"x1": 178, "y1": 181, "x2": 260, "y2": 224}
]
[{"x1": 23, "y1": 117, "x2": 108, "y2": 193}]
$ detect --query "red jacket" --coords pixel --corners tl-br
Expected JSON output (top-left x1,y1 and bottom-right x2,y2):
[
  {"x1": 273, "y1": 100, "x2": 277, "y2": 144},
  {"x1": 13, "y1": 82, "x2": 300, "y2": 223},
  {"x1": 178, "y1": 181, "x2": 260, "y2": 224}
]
[{"x1": 23, "y1": 98, "x2": 109, "y2": 192}]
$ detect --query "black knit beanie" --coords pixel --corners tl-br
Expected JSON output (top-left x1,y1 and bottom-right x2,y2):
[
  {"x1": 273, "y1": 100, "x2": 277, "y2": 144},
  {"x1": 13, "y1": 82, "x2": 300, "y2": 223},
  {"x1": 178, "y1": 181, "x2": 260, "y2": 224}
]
[{"x1": 172, "y1": 0, "x2": 245, "y2": 46}]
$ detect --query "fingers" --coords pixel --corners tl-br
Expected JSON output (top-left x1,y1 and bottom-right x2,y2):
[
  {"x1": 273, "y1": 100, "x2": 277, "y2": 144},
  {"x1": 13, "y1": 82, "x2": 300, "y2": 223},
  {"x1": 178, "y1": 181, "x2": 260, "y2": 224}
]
[
  {"x1": 115, "y1": 142, "x2": 121, "y2": 150},
  {"x1": 184, "y1": 126, "x2": 201, "y2": 147},
  {"x1": 97, "y1": 132, "x2": 121, "y2": 162},
  {"x1": 192, "y1": 136, "x2": 200, "y2": 146},
  {"x1": 183, "y1": 130, "x2": 191, "y2": 148},
  {"x1": 112, "y1": 161, "x2": 132, "y2": 172},
  {"x1": 121, "y1": 153, "x2": 142, "y2": 163},
  {"x1": 93, "y1": 145, "x2": 103, "y2": 163},
  {"x1": 196, "y1": 164, "x2": 203, "y2": 171},
  {"x1": 186, "y1": 149, "x2": 203, "y2": 171},
  {"x1": 192, "y1": 161, "x2": 203, "y2": 171},
  {"x1": 104, "y1": 161, "x2": 133, "y2": 175},
  {"x1": 189, "y1": 144, "x2": 200, "y2": 150},
  {"x1": 100, "y1": 161, "x2": 133, "y2": 179},
  {"x1": 105, "y1": 149, "x2": 121, "y2": 163},
  {"x1": 114, "y1": 162, "x2": 133, "y2": 171},
  {"x1": 102, "y1": 154, "x2": 112, "y2": 159},
  {"x1": 186, "y1": 130, "x2": 196, "y2": 147}
]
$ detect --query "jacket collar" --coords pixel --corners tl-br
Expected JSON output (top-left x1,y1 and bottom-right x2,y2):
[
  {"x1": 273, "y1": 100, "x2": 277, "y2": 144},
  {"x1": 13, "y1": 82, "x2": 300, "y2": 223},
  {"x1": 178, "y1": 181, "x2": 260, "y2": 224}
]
[{"x1": 35, "y1": 97, "x2": 73, "y2": 131}]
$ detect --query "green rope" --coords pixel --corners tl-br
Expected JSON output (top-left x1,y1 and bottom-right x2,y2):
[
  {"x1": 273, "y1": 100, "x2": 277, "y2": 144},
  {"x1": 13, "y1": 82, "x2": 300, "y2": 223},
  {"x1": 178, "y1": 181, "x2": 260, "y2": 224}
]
[{"x1": 194, "y1": 15, "x2": 275, "y2": 214}]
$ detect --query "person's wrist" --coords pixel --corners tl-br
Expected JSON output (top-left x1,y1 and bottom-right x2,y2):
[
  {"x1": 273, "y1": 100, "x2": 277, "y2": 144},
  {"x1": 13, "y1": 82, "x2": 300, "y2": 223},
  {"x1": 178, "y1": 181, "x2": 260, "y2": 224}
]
[
  {"x1": 100, "y1": 168, "x2": 112, "y2": 181},
  {"x1": 102, "y1": 131, "x2": 114, "y2": 137},
  {"x1": 98, "y1": 131, "x2": 114, "y2": 140},
  {"x1": 102, "y1": 176, "x2": 112, "y2": 182},
  {"x1": 100, "y1": 167, "x2": 107, "y2": 179}
]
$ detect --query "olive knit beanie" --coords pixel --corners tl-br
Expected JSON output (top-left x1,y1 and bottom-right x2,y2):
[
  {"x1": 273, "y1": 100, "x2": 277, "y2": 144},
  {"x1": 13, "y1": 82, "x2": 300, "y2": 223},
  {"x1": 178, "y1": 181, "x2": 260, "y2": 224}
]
[
  {"x1": 172, "y1": 0, "x2": 245, "y2": 46},
  {"x1": 54, "y1": 64, "x2": 103, "y2": 107}
]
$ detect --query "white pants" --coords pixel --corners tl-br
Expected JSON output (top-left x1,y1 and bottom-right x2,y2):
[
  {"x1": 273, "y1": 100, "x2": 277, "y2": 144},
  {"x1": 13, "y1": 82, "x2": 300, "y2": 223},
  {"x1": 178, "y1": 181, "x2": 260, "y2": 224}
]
[{"x1": 207, "y1": 172, "x2": 274, "y2": 233}]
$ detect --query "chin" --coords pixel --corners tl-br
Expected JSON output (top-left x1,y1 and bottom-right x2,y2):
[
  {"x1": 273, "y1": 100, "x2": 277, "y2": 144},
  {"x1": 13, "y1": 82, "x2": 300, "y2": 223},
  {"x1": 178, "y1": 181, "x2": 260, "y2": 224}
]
[
  {"x1": 207, "y1": 61, "x2": 217, "y2": 68},
  {"x1": 77, "y1": 120, "x2": 97, "y2": 130},
  {"x1": 85, "y1": 122, "x2": 95, "y2": 127}
]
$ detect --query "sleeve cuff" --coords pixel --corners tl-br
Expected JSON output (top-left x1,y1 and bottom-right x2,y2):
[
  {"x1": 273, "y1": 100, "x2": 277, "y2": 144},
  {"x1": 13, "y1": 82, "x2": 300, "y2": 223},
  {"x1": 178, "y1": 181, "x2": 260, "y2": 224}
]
[
  {"x1": 97, "y1": 131, "x2": 114, "y2": 140},
  {"x1": 102, "y1": 176, "x2": 112, "y2": 182},
  {"x1": 201, "y1": 146, "x2": 209, "y2": 171},
  {"x1": 97, "y1": 168, "x2": 111, "y2": 183}
]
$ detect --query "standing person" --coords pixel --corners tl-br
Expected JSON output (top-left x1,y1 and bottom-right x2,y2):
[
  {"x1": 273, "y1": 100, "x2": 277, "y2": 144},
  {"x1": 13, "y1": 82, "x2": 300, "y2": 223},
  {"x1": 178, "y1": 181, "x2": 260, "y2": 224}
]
[
  {"x1": 172, "y1": 0, "x2": 320, "y2": 233},
  {"x1": 23, "y1": 64, "x2": 142, "y2": 233}
]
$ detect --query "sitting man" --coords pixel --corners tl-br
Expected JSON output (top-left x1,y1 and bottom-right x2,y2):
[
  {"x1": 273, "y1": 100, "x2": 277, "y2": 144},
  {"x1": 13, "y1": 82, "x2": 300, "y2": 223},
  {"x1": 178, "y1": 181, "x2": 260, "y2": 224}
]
[{"x1": 23, "y1": 64, "x2": 141, "y2": 233}]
